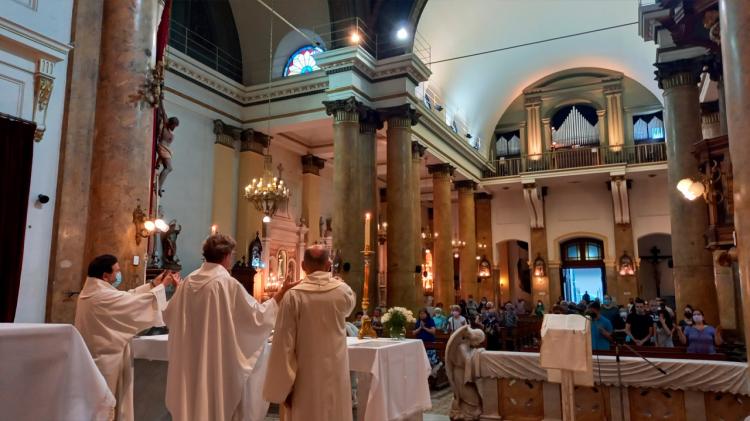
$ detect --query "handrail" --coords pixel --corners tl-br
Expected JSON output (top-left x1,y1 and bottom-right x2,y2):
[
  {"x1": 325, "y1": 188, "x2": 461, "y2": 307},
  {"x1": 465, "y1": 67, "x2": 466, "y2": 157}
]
[
  {"x1": 487, "y1": 142, "x2": 667, "y2": 177},
  {"x1": 168, "y1": 20, "x2": 243, "y2": 82}
]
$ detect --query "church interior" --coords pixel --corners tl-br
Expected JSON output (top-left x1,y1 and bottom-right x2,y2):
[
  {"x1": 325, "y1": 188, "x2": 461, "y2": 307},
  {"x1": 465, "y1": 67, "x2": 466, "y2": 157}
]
[{"x1": 3, "y1": 0, "x2": 750, "y2": 420}]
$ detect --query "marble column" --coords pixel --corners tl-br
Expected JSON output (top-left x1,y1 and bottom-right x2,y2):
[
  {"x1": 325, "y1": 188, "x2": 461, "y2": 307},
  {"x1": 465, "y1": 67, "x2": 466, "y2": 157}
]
[
  {"x1": 85, "y1": 0, "x2": 159, "y2": 291},
  {"x1": 655, "y1": 58, "x2": 719, "y2": 323},
  {"x1": 324, "y1": 97, "x2": 370, "y2": 312},
  {"x1": 456, "y1": 180, "x2": 478, "y2": 299},
  {"x1": 382, "y1": 105, "x2": 420, "y2": 310},
  {"x1": 359, "y1": 110, "x2": 381, "y2": 311},
  {"x1": 475, "y1": 193, "x2": 495, "y2": 301},
  {"x1": 301, "y1": 154, "x2": 326, "y2": 244},
  {"x1": 211, "y1": 120, "x2": 240, "y2": 239},
  {"x1": 428, "y1": 163, "x2": 455, "y2": 308},
  {"x1": 412, "y1": 141, "x2": 427, "y2": 305},
  {"x1": 236, "y1": 130, "x2": 267, "y2": 259},
  {"x1": 719, "y1": 0, "x2": 750, "y2": 358},
  {"x1": 47, "y1": 0, "x2": 105, "y2": 322}
]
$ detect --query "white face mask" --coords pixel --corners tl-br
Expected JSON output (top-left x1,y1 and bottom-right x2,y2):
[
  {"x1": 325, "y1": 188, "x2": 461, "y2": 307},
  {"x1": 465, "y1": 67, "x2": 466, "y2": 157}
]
[
  {"x1": 620, "y1": 311, "x2": 628, "y2": 318},
  {"x1": 452, "y1": 311, "x2": 460, "y2": 317},
  {"x1": 693, "y1": 315, "x2": 704, "y2": 323}
]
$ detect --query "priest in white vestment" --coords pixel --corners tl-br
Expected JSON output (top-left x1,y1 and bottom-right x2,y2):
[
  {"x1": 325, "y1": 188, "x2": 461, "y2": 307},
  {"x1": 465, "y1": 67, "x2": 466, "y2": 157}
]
[
  {"x1": 264, "y1": 245, "x2": 356, "y2": 421},
  {"x1": 75, "y1": 254, "x2": 177, "y2": 421},
  {"x1": 164, "y1": 233, "x2": 298, "y2": 421}
]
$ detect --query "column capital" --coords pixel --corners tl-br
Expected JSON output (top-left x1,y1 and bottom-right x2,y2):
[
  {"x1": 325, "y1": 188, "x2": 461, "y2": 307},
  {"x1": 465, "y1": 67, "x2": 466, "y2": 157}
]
[
  {"x1": 596, "y1": 109, "x2": 607, "y2": 118},
  {"x1": 323, "y1": 96, "x2": 363, "y2": 123},
  {"x1": 379, "y1": 104, "x2": 421, "y2": 128},
  {"x1": 427, "y1": 163, "x2": 455, "y2": 177},
  {"x1": 524, "y1": 95, "x2": 542, "y2": 108},
  {"x1": 411, "y1": 141, "x2": 427, "y2": 159},
  {"x1": 213, "y1": 119, "x2": 241, "y2": 149},
  {"x1": 603, "y1": 82, "x2": 623, "y2": 96},
  {"x1": 454, "y1": 180, "x2": 478, "y2": 191},
  {"x1": 240, "y1": 129, "x2": 270, "y2": 153},
  {"x1": 654, "y1": 57, "x2": 705, "y2": 90},
  {"x1": 301, "y1": 154, "x2": 326, "y2": 175},
  {"x1": 474, "y1": 192, "x2": 493, "y2": 202},
  {"x1": 359, "y1": 107, "x2": 384, "y2": 134}
]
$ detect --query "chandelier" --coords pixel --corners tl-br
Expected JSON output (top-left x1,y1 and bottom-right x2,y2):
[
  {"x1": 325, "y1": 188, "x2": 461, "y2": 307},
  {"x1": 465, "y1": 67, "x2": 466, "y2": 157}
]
[{"x1": 244, "y1": 153, "x2": 290, "y2": 223}]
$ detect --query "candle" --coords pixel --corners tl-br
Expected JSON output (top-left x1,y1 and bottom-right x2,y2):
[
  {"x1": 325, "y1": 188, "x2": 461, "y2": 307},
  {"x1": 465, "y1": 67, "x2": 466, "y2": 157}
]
[{"x1": 364, "y1": 212, "x2": 371, "y2": 249}]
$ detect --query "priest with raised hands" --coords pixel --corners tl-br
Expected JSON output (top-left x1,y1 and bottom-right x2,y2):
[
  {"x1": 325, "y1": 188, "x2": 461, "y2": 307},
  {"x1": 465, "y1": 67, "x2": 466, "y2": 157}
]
[
  {"x1": 164, "y1": 233, "x2": 298, "y2": 421},
  {"x1": 75, "y1": 254, "x2": 178, "y2": 421},
  {"x1": 263, "y1": 245, "x2": 356, "y2": 421}
]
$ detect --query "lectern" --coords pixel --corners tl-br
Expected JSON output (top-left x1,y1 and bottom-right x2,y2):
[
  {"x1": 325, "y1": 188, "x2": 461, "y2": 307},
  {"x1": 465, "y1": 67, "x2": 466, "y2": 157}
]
[{"x1": 539, "y1": 314, "x2": 592, "y2": 421}]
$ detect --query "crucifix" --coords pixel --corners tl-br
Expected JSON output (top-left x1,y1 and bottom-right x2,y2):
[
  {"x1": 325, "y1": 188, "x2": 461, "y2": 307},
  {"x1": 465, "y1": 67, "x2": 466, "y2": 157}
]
[{"x1": 648, "y1": 246, "x2": 664, "y2": 298}]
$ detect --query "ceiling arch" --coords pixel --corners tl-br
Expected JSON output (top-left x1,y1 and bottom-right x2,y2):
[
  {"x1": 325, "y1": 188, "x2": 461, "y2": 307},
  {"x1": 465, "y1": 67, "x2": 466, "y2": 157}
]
[{"x1": 416, "y1": 0, "x2": 661, "y2": 157}]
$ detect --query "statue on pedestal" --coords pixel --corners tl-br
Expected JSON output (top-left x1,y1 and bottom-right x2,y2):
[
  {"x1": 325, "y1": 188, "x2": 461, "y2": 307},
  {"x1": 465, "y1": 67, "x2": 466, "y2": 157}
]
[
  {"x1": 156, "y1": 101, "x2": 180, "y2": 196},
  {"x1": 161, "y1": 219, "x2": 182, "y2": 270}
]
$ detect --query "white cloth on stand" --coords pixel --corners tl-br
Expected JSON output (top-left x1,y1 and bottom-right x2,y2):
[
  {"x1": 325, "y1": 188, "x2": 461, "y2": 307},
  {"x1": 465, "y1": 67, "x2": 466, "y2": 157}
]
[{"x1": 0, "y1": 323, "x2": 115, "y2": 421}]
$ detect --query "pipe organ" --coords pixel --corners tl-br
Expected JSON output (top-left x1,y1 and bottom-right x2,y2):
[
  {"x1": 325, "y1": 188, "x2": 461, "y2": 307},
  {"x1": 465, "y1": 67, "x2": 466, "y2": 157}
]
[{"x1": 551, "y1": 106, "x2": 600, "y2": 148}]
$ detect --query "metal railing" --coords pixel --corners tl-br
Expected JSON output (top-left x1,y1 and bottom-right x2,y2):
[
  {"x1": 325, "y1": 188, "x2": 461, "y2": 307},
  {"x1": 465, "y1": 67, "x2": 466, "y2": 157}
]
[
  {"x1": 168, "y1": 20, "x2": 243, "y2": 83},
  {"x1": 487, "y1": 142, "x2": 667, "y2": 178}
]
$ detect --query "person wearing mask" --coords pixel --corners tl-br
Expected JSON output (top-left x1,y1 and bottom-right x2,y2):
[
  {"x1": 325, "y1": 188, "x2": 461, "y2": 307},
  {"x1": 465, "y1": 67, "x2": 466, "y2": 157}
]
[
  {"x1": 516, "y1": 298, "x2": 527, "y2": 315},
  {"x1": 655, "y1": 309, "x2": 675, "y2": 347},
  {"x1": 679, "y1": 305, "x2": 694, "y2": 331},
  {"x1": 612, "y1": 306, "x2": 628, "y2": 343},
  {"x1": 600, "y1": 295, "x2": 619, "y2": 323},
  {"x1": 75, "y1": 255, "x2": 179, "y2": 421},
  {"x1": 353, "y1": 311, "x2": 364, "y2": 328},
  {"x1": 677, "y1": 309, "x2": 722, "y2": 354},
  {"x1": 432, "y1": 307, "x2": 447, "y2": 331},
  {"x1": 479, "y1": 297, "x2": 489, "y2": 312},
  {"x1": 625, "y1": 298, "x2": 654, "y2": 346},
  {"x1": 413, "y1": 308, "x2": 439, "y2": 366},
  {"x1": 534, "y1": 300, "x2": 545, "y2": 318},
  {"x1": 466, "y1": 295, "x2": 479, "y2": 319},
  {"x1": 475, "y1": 302, "x2": 501, "y2": 350},
  {"x1": 446, "y1": 305, "x2": 468, "y2": 332},
  {"x1": 586, "y1": 301, "x2": 613, "y2": 351},
  {"x1": 371, "y1": 307, "x2": 384, "y2": 336}
]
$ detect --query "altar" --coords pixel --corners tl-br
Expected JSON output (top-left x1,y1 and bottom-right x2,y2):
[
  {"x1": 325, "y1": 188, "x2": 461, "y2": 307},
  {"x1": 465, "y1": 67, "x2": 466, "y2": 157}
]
[{"x1": 132, "y1": 335, "x2": 432, "y2": 421}]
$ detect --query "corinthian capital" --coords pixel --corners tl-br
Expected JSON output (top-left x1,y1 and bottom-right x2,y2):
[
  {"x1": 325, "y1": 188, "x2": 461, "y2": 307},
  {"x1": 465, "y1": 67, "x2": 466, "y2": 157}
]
[{"x1": 654, "y1": 57, "x2": 705, "y2": 90}]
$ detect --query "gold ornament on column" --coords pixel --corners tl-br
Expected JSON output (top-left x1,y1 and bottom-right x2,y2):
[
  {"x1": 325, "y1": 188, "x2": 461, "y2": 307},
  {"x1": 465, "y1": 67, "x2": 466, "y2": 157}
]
[{"x1": 358, "y1": 212, "x2": 378, "y2": 339}]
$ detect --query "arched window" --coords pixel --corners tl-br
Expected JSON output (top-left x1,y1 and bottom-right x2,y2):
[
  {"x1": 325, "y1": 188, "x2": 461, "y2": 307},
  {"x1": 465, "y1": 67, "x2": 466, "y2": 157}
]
[
  {"x1": 283, "y1": 45, "x2": 324, "y2": 77},
  {"x1": 561, "y1": 238, "x2": 604, "y2": 265}
]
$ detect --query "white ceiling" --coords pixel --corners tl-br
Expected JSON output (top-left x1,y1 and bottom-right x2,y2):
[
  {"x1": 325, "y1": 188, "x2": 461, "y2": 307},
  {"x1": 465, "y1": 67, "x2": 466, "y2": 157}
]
[{"x1": 417, "y1": 0, "x2": 661, "y2": 156}]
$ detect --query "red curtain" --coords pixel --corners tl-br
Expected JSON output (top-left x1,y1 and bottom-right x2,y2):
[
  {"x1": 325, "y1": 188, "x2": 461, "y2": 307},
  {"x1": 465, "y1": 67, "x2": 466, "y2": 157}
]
[{"x1": 0, "y1": 113, "x2": 36, "y2": 322}]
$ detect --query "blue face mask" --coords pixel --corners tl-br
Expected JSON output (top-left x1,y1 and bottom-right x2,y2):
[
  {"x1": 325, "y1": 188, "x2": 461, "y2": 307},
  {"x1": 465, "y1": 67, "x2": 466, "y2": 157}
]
[{"x1": 112, "y1": 272, "x2": 123, "y2": 289}]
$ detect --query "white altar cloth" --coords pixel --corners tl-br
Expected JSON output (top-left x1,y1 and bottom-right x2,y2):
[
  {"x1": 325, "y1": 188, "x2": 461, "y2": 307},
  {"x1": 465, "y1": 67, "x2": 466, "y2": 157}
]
[
  {"x1": 0, "y1": 323, "x2": 115, "y2": 421},
  {"x1": 471, "y1": 349, "x2": 750, "y2": 395},
  {"x1": 132, "y1": 335, "x2": 432, "y2": 421}
]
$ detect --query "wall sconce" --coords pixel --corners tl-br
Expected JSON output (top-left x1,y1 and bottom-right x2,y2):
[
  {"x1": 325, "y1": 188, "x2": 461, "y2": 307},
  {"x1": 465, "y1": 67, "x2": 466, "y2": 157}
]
[
  {"x1": 619, "y1": 251, "x2": 636, "y2": 276},
  {"x1": 477, "y1": 256, "x2": 491, "y2": 278},
  {"x1": 533, "y1": 254, "x2": 546, "y2": 278},
  {"x1": 133, "y1": 203, "x2": 168, "y2": 245},
  {"x1": 676, "y1": 161, "x2": 722, "y2": 203}
]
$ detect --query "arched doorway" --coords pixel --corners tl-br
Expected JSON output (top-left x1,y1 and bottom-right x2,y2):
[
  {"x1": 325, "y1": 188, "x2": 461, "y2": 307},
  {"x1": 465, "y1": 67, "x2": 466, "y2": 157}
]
[{"x1": 560, "y1": 238, "x2": 606, "y2": 302}]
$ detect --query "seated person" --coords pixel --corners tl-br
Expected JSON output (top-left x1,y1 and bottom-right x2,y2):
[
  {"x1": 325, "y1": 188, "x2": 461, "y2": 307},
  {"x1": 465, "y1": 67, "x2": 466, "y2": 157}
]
[
  {"x1": 353, "y1": 311, "x2": 364, "y2": 328},
  {"x1": 413, "y1": 308, "x2": 440, "y2": 367},
  {"x1": 677, "y1": 308, "x2": 722, "y2": 354},
  {"x1": 371, "y1": 308, "x2": 384, "y2": 336}
]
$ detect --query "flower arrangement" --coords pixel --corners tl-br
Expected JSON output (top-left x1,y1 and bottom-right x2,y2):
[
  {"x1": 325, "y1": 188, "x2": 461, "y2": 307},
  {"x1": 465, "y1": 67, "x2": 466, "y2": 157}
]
[{"x1": 380, "y1": 307, "x2": 416, "y2": 339}]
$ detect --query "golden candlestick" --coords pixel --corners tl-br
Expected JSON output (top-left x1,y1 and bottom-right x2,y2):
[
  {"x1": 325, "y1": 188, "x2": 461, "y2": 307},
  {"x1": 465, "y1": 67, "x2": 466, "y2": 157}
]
[{"x1": 358, "y1": 244, "x2": 377, "y2": 339}]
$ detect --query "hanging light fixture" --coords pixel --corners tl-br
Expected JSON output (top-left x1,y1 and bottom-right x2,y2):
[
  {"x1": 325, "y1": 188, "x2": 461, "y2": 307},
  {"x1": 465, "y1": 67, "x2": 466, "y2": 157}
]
[
  {"x1": 244, "y1": 153, "x2": 289, "y2": 222},
  {"x1": 243, "y1": 0, "x2": 290, "y2": 223},
  {"x1": 618, "y1": 251, "x2": 636, "y2": 276},
  {"x1": 533, "y1": 254, "x2": 546, "y2": 278}
]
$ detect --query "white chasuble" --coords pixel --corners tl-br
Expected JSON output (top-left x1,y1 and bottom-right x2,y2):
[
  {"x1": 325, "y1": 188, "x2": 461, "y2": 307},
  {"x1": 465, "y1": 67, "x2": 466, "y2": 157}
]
[
  {"x1": 164, "y1": 263, "x2": 278, "y2": 421},
  {"x1": 263, "y1": 271, "x2": 356, "y2": 421},
  {"x1": 75, "y1": 277, "x2": 167, "y2": 421}
]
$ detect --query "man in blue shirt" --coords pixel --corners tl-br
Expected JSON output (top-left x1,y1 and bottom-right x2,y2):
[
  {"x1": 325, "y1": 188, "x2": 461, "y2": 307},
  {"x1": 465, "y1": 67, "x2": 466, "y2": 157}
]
[{"x1": 587, "y1": 301, "x2": 613, "y2": 351}]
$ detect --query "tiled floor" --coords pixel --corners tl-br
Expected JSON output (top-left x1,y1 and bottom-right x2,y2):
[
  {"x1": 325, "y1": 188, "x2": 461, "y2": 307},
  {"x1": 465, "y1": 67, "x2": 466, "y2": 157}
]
[{"x1": 264, "y1": 387, "x2": 452, "y2": 420}]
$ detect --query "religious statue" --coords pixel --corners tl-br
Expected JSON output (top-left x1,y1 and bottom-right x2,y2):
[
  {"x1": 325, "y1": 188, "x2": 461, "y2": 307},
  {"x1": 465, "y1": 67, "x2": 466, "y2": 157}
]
[
  {"x1": 155, "y1": 100, "x2": 180, "y2": 196},
  {"x1": 161, "y1": 219, "x2": 182, "y2": 270},
  {"x1": 445, "y1": 325, "x2": 485, "y2": 420}
]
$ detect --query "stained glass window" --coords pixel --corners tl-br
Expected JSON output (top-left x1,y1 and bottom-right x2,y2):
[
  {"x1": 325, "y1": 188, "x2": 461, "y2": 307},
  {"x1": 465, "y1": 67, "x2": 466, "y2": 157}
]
[{"x1": 283, "y1": 45, "x2": 324, "y2": 77}]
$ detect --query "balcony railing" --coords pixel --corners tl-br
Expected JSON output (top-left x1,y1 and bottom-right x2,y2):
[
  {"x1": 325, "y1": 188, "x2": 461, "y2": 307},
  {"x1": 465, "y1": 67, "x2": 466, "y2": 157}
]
[
  {"x1": 486, "y1": 142, "x2": 667, "y2": 178},
  {"x1": 168, "y1": 20, "x2": 244, "y2": 83}
]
